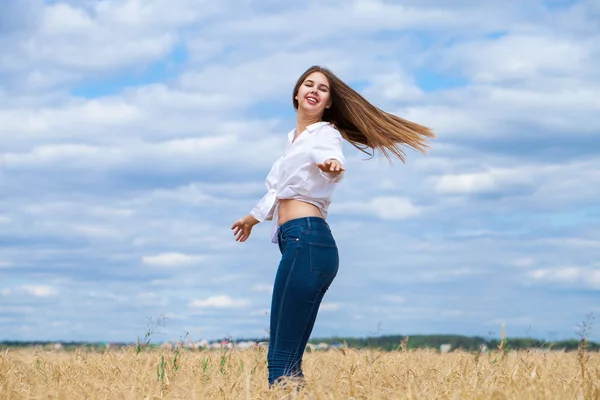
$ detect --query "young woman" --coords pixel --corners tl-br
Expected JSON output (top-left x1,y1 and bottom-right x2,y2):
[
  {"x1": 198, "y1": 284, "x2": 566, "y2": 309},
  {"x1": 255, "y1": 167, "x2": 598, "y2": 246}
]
[{"x1": 231, "y1": 65, "x2": 433, "y2": 387}]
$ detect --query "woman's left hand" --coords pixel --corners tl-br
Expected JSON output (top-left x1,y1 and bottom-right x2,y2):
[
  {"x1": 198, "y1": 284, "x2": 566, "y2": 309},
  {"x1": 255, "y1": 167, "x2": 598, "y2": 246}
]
[{"x1": 317, "y1": 158, "x2": 345, "y2": 174}]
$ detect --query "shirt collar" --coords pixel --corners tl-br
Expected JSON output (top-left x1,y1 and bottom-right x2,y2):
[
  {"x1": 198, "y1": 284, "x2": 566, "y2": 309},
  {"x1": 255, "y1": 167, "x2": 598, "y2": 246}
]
[
  {"x1": 306, "y1": 121, "x2": 330, "y2": 132},
  {"x1": 288, "y1": 121, "x2": 330, "y2": 142}
]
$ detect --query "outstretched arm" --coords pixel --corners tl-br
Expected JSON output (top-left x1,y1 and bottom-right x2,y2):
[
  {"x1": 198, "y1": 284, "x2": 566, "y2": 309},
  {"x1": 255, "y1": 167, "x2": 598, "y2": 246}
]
[
  {"x1": 311, "y1": 126, "x2": 346, "y2": 182},
  {"x1": 232, "y1": 159, "x2": 279, "y2": 243}
]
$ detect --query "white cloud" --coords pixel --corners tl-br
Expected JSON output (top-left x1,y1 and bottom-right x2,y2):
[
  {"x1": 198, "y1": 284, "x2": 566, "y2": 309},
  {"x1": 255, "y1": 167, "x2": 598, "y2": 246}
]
[
  {"x1": 531, "y1": 267, "x2": 581, "y2": 282},
  {"x1": 207, "y1": 1, "x2": 503, "y2": 42},
  {"x1": 3, "y1": 135, "x2": 276, "y2": 174},
  {"x1": 443, "y1": 34, "x2": 595, "y2": 83},
  {"x1": 513, "y1": 258, "x2": 536, "y2": 268},
  {"x1": 41, "y1": 3, "x2": 95, "y2": 35},
  {"x1": 593, "y1": 270, "x2": 600, "y2": 287},
  {"x1": 71, "y1": 224, "x2": 123, "y2": 239},
  {"x1": 382, "y1": 295, "x2": 406, "y2": 304},
  {"x1": 372, "y1": 197, "x2": 423, "y2": 219},
  {"x1": 249, "y1": 309, "x2": 269, "y2": 316},
  {"x1": 189, "y1": 295, "x2": 250, "y2": 309},
  {"x1": 362, "y1": 71, "x2": 424, "y2": 102},
  {"x1": 529, "y1": 265, "x2": 600, "y2": 289},
  {"x1": 334, "y1": 196, "x2": 422, "y2": 220},
  {"x1": 320, "y1": 302, "x2": 341, "y2": 312},
  {"x1": 432, "y1": 160, "x2": 600, "y2": 208},
  {"x1": 21, "y1": 285, "x2": 57, "y2": 297},
  {"x1": 5, "y1": 0, "x2": 224, "y2": 78},
  {"x1": 537, "y1": 238, "x2": 600, "y2": 249},
  {"x1": 2, "y1": 100, "x2": 283, "y2": 174},
  {"x1": 252, "y1": 284, "x2": 273, "y2": 293},
  {"x1": 0, "y1": 215, "x2": 11, "y2": 224},
  {"x1": 142, "y1": 253, "x2": 205, "y2": 267},
  {"x1": 435, "y1": 168, "x2": 532, "y2": 195},
  {"x1": 401, "y1": 81, "x2": 600, "y2": 144},
  {"x1": 0, "y1": 99, "x2": 140, "y2": 139}
]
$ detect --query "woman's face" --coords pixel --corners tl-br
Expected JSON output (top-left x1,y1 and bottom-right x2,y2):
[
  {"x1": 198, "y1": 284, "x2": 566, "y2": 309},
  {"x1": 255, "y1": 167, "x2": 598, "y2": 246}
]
[{"x1": 295, "y1": 71, "x2": 332, "y2": 116}]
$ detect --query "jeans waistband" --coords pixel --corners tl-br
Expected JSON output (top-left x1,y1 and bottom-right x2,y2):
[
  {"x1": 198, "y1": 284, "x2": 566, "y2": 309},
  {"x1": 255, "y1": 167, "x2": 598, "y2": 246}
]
[{"x1": 278, "y1": 216, "x2": 330, "y2": 235}]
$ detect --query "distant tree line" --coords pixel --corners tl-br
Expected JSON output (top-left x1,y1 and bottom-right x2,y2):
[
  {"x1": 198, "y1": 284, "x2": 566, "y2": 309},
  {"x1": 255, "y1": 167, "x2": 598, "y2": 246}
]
[
  {"x1": 307, "y1": 334, "x2": 600, "y2": 352},
  {"x1": 0, "y1": 341, "x2": 126, "y2": 351},
  {"x1": 2, "y1": 335, "x2": 598, "y2": 352}
]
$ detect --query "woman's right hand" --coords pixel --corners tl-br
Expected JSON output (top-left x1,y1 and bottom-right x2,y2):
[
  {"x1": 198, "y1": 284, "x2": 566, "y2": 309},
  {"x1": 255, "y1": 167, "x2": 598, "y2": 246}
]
[{"x1": 231, "y1": 214, "x2": 260, "y2": 242}]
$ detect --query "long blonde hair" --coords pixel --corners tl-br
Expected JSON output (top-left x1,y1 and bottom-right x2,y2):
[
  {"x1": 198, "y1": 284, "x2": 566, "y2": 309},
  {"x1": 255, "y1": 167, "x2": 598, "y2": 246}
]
[{"x1": 293, "y1": 65, "x2": 435, "y2": 162}]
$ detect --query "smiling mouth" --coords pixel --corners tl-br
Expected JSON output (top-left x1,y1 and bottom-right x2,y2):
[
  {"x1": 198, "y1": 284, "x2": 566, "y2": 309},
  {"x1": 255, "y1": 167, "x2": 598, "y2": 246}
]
[{"x1": 306, "y1": 95, "x2": 319, "y2": 105}]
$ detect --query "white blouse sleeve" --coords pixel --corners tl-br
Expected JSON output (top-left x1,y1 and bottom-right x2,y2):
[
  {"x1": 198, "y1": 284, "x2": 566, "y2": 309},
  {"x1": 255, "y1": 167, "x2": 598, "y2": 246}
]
[
  {"x1": 249, "y1": 163, "x2": 278, "y2": 222},
  {"x1": 310, "y1": 125, "x2": 346, "y2": 182}
]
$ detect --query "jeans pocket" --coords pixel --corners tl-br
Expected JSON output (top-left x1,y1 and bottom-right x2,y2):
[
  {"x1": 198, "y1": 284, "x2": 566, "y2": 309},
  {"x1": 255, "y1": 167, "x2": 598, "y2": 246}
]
[{"x1": 308, "y1": 241, "x2": 339, "y2": 279}]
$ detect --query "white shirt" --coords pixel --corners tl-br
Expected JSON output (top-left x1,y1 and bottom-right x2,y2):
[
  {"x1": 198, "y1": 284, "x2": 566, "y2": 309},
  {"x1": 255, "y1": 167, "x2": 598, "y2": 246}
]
[{"x1": 250, "y1": 121, "x2": 346, "y2": 243}]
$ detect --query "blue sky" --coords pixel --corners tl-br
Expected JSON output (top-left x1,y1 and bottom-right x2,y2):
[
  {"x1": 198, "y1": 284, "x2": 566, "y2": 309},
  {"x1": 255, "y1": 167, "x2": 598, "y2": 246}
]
[{"x1": 1, "y1": 0, "x2": 599, "y2": 343}]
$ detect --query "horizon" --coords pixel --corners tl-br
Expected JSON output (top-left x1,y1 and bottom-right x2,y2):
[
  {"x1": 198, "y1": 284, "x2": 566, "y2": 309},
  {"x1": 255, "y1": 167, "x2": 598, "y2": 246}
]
[
  {"x1": 0, "y1": 323, "x2": 595, "y2": 345},
  {"x1": 2, "y1": 331, "x2": 597, "y2": 345}
]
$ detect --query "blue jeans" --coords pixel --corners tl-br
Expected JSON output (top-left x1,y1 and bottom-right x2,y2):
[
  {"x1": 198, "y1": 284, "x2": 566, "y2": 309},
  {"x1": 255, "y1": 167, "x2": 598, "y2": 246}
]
[{"x1": 267, "y1": 216, "x2": 339, "y2": 386}]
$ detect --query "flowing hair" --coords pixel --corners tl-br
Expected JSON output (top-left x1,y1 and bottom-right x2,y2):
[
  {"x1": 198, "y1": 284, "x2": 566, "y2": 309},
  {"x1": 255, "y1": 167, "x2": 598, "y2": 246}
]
[{"x1": 293, "y1": 65, "x2": 435, "y2": 162}]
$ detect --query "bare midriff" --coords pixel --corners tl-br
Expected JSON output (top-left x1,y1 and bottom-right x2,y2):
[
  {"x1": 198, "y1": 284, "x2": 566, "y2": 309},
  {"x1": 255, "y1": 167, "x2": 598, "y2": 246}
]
[{"x1": 278, "y1": 199, "x2": 324, "y2": 226}]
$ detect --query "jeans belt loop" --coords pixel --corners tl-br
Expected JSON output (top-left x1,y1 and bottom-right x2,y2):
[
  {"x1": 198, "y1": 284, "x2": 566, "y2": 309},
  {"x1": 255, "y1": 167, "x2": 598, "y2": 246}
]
[{"x1": 307, "y1": 217, "x2": 312, "y2": 230}]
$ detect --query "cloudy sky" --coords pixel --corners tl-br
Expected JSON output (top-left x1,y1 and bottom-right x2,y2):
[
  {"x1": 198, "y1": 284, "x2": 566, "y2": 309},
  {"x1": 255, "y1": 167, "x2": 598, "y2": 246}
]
[{"x1": 1, "y1": 0, "x2": 599, "y2": 344}]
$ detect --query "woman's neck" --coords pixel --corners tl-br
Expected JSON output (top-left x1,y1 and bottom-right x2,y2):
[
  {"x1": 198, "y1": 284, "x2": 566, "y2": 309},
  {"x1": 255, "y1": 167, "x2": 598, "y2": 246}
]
[{"x1": 296, "y1": 111, "x2": 322, "y2": 139}]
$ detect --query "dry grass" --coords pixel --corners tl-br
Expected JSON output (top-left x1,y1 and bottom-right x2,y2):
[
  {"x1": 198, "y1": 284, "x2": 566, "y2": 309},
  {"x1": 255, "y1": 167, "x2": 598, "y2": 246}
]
[{"x1": 1, "y1": 346, "x2": 599, "y2": 399}]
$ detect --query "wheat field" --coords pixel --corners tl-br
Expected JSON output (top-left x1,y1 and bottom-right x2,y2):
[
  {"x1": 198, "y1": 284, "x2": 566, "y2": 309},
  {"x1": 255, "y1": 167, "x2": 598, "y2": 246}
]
[{"x1": 1, "y1": 346, "x2": 599, "y2": 399}]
